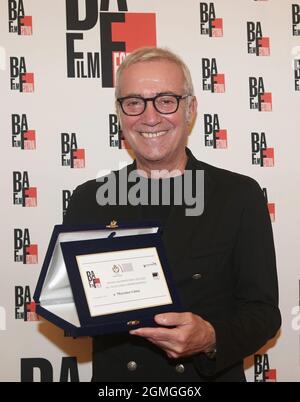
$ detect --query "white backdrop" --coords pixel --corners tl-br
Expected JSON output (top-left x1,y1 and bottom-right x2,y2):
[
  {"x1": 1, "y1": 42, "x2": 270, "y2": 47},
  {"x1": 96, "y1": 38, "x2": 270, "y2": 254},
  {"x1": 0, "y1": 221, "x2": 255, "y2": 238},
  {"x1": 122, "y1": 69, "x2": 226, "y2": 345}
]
[{"x1": 0, "y1": 0, "x2": 300, "y2": 381}]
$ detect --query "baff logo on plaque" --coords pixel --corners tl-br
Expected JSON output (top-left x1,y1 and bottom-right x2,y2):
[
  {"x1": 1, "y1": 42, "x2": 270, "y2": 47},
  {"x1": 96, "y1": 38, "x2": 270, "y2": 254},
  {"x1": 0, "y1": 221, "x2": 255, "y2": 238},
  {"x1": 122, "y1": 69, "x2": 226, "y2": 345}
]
[
  {"x1": 13, "y1": 171, "x2": 37, "y2": 207},
  {"x1": 249, "y1": 77, "x2": 272, "y2": 111},
  {"x1": 8, "y1": 0, "x2": 33, "y2": 35},
  {"x1": 251, "y1": 132, "x2": 274, "y2": 167},
  {"x1": 202, "y1": 58, "x2": 225, "y2": 93},
  {"x1": 199, "y1": 2, "x2": 223, "y2": 37},
  {"x1": 61, "y1": 132, "x2": 85, "y2": 168},
  {"x1": 11, "y1": 113, "x2": 36, "y2": 150},
  {"x1": 86, "y1": 271, "x2": 101, "y2": 288},
  {"x1": 66, "y1": 0, "x2": 156, "y2": 87},
  {"x1": 247, "y1": 21, "x2": 270, "y2": 56},
  {"x1": 10, "y1": 57, "x2": 34, "y2": 92},
  {"x1": 14, "y1": 228, "x2": 38, "y2": 264},
  {"x1": 203, "y1": 114, "x2": 228, "y2": 149}
]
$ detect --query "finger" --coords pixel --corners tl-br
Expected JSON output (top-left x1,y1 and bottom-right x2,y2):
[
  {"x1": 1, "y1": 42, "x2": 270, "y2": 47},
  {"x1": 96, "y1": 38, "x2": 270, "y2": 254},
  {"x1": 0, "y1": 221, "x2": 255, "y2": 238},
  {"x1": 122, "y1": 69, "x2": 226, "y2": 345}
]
[{"x1": 129, "y1": 326, "x2": 176, "y2": 341}]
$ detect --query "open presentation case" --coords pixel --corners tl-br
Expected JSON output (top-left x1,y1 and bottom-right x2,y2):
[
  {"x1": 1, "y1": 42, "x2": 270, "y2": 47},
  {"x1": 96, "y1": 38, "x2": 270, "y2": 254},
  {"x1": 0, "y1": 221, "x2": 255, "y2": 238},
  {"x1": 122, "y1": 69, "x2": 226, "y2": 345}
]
[{"x1": 34, "y1": 222, "x2": 181, "y2": 337}]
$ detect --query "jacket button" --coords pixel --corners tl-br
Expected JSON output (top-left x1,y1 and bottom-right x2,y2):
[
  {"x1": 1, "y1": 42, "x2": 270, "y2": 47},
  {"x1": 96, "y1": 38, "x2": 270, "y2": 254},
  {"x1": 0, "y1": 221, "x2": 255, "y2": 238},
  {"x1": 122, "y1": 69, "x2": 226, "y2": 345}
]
[
  {"x1": 192, "y1": 273, "x2": 202, "y2": 280},
  {"x1": 175, "y1": 363, "x2": 185, "y2": 373},
  {"x1": 127, "y1": 361, "x2": 137, "y2": 371}
]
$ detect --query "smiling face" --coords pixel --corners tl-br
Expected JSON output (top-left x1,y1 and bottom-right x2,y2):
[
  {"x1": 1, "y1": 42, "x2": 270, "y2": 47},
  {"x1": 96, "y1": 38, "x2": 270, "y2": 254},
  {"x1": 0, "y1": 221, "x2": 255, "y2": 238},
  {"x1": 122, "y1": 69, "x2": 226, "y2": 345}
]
[{"x1": 117, "y1": 60, "x2": 197, "y2": 174}]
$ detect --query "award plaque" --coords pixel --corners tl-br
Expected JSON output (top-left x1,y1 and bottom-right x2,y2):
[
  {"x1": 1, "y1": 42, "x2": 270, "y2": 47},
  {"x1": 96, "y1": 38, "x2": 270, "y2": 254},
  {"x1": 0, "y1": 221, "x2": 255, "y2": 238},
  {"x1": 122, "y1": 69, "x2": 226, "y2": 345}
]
[{"x1": 34, "y1": 222, "x2": 181, "y2": 336}]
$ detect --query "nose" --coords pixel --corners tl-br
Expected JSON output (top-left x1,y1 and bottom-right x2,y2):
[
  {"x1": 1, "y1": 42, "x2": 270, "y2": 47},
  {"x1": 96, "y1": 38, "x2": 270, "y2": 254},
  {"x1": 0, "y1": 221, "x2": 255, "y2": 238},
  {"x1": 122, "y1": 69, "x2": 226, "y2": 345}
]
[{"x1": 141, "y1": 100, "x2": 162, "y2": 126}]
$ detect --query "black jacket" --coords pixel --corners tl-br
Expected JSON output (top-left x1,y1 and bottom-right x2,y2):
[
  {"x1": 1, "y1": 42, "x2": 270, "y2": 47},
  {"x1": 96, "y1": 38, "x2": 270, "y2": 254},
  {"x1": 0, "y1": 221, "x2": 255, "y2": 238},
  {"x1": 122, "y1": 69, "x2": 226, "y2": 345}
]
[{"x1": 64, "y1": 148, "x2": 281, "y2": 382}]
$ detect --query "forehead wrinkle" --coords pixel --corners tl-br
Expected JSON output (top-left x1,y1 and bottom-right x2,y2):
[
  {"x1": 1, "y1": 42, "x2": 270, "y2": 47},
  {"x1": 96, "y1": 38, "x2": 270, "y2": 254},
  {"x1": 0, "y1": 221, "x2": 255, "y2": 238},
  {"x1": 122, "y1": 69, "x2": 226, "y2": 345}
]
[{"x1": 120, "y1": 90, "x2": 181, "y2": 98}]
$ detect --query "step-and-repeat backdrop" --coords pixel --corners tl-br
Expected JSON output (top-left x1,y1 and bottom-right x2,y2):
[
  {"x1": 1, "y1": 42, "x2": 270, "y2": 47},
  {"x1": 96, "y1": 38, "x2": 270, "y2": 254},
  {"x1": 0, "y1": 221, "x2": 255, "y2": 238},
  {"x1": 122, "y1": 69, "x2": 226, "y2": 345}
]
[{"x1": 1, "y1": 0, "x2": 299, "y2": 382}]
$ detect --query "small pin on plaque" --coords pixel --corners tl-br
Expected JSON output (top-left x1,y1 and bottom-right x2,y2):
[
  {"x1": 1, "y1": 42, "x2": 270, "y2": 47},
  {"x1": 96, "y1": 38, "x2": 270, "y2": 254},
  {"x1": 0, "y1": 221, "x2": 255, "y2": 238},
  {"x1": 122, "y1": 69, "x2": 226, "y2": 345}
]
[
  {"x1": 106, "y1": 220, "x2": 118, "y2": 228},
  {"x1": 127, "y1": 320, "x2": 140, "y2": 326}
]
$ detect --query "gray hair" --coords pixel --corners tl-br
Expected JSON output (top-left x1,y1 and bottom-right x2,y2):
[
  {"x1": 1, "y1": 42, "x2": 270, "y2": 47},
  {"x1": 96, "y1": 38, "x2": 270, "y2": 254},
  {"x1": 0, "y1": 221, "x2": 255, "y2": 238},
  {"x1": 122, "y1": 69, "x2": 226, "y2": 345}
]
[{"x1": 115, "y1": 47, "x2": 194, "y2": 99}]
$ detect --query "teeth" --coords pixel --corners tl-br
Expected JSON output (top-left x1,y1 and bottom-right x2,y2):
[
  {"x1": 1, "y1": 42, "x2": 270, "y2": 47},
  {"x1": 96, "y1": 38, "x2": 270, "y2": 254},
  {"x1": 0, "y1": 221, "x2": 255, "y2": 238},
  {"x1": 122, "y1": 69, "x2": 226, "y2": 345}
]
[{"x1": 140, "y1": 131, "x2": 167, "y2": 138}]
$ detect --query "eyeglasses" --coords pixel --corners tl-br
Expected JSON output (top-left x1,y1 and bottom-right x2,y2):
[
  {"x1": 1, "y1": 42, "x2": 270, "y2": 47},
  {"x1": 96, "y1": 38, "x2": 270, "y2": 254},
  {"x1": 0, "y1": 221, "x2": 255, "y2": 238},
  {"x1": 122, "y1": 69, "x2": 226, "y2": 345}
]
[{"x1": 117, "y1": 93, "x2": 191, "y2": 116}]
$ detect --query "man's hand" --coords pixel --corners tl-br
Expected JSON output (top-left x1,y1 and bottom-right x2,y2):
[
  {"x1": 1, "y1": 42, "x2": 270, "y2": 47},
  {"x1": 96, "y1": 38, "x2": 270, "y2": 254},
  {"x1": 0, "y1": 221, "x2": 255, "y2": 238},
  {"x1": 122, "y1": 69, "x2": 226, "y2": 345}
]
[{"x1": 129, "y1": 312, "x2": 216, "y2": 359}]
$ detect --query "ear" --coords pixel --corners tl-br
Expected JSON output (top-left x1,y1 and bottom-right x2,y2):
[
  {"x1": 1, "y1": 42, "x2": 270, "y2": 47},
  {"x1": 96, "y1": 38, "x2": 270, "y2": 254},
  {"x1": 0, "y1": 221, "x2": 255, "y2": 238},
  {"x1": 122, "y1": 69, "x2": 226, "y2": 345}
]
[{"x1": 186, "y1": 96, "x2": 197, "y2": 124}]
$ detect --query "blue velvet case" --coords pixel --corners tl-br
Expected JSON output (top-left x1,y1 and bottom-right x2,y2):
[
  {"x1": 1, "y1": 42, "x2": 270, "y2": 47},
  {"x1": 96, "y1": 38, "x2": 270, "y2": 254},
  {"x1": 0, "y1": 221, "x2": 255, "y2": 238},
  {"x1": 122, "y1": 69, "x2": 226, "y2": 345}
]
[{"x1": 34, "y1": 223, "x2": 181, "y2": 337}]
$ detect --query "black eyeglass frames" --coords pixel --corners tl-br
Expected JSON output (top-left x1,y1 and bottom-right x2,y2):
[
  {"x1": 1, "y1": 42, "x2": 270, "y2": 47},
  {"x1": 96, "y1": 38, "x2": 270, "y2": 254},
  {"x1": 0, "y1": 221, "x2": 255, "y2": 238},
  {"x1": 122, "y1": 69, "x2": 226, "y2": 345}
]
[{"x1": 117, "y1": 93, "x2": 191, "y2": 116}]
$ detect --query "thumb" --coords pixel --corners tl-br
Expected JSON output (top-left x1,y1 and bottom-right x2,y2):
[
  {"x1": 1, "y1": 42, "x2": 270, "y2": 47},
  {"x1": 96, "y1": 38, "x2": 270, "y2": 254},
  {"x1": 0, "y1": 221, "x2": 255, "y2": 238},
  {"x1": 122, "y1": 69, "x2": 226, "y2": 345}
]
[{"x1": 154, "y1": 312, "x2": 189, "y2": 327}]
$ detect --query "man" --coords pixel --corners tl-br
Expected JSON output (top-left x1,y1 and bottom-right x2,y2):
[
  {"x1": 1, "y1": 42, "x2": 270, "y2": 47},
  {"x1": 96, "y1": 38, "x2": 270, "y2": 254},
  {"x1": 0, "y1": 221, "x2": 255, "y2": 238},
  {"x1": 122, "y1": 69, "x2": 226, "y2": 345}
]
[{"x1": 64, "y1": 47, "x2": 281, "y2": 381}]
